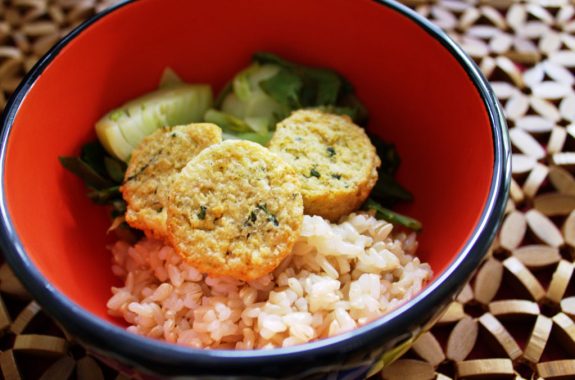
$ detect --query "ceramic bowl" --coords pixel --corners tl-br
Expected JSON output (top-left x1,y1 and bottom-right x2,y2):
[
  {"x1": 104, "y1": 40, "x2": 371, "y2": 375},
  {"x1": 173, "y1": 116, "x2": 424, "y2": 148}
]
[{"x1": 0, "y1": 0, "x2": 510, "y2": 378}]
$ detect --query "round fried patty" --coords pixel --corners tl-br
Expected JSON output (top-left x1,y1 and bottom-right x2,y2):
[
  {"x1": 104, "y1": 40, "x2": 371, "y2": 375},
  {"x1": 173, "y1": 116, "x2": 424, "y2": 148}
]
[
  {"x1": 167, "y1": 140, "x2": 303, "y2": 281},
  {"x1": 269, "y1": 109, "x2": 380, "y2": 221},
  {"x1": 121, "y1": 123, "x2": 222, "y2": 239}
]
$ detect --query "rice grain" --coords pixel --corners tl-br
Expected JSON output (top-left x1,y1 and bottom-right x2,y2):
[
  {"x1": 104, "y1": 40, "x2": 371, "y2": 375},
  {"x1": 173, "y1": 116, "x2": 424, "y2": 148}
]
[{"x1": 107, "y1": 213, "x2": 431, "y2": 349}]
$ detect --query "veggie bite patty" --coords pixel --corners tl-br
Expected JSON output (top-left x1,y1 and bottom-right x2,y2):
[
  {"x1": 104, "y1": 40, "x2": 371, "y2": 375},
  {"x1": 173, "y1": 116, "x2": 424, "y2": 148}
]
[
  {"x1": 121, "y1": 123, "x2": 222, "y2": 239},
  {"x1": 167, "y1": 140, "x2": 303, "y2": 281},
  {"x1": 269, "y1": 109, "x2": 380, "y2": 221}
]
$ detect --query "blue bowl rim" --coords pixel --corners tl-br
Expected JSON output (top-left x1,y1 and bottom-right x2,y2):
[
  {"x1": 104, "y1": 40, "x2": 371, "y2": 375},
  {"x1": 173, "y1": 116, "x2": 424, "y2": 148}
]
[{"x1": 0, "y1": 0, "x2": 510, "y2": 374}]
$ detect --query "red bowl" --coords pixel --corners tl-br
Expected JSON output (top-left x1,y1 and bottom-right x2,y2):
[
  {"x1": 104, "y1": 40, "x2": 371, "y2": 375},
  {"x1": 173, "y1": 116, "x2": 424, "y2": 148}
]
[{"x1": 0, "y1": 0, "x2": 510, "y2": 378}]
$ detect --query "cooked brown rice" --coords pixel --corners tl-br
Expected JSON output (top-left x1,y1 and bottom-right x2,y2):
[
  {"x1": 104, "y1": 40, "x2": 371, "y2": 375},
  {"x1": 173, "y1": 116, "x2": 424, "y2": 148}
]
[{"x1": 107, "y1": 212, "x2": 432, "y2": 349}]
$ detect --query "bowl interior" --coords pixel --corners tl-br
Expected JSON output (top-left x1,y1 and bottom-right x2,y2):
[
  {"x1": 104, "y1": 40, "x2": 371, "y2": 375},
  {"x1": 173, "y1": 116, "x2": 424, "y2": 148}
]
[{"x1": 3, "y1": 0, "x2": 493, "y2": 323}]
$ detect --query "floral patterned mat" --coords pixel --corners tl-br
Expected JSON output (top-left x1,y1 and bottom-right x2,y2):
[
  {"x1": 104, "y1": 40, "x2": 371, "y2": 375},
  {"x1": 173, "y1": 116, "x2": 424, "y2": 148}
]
[{"x1": 0, "y1": 0, "x2": 574, "y2": 379}]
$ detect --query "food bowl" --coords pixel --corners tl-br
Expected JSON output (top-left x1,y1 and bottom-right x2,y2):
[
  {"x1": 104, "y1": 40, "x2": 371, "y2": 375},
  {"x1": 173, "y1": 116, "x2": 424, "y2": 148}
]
[{"x1": 0, "y1": 0, "x2": 510, "y2": 378}]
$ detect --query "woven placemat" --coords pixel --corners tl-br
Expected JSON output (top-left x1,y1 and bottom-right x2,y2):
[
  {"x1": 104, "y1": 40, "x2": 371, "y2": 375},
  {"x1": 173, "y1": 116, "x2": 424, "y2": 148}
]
[{"x1": 0, "y1": 0, "x2": 574, "y2": 379}]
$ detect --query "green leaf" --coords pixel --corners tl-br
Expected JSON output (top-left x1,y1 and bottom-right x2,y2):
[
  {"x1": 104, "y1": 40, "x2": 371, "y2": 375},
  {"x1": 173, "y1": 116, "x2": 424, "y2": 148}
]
[
  {"x1": 80, "y1": 141, "x2": 107, "y2": 176},
  {"x1": 371, "y1": 173, "x2": 413, "y2": 206},
  {"x1": 365, "y1": 133, "x2": 414, "y2": 207},
  {"x1": 304, "y1": 68, "x2": 341, "y2": 105},
  {"x1": 253, "y1": 52, "x2": 360, "y2": 118},
  {"x1": 253, "y1": 52, "x2": 368, "y2": 125},
  {"x1": 339, "y1": 93, "x2": 369, "y2": 125},
  {"x1": 104, "y1": 156, "x2": 126, "y2": 183},
  {"x1": 158, "y1": 67, "x2": 183, "y2": 89},
  {"x1": 87, "y1": 185, "x2": 122, "y2": 204},
  {"x1": 204, "y1": 109, "x2": 252, "y2": 133},
  {"x1": 368, "y1": 133, "x2": 402, "y2": 176},
  {"x1": 59, "y1": 156, "x2": 115, "y2": 190},
  {"x1": 339, "y1": 75, "x2": 355, "y2": 96},
  {"x1": 363, "y1": 198, "x2": 422, "y2": 231},
  {"x1": 222, "y1": 131, "x2": 273, "y2": 146},
  {"x1": 244, "y1": 116, "x2": 270, "y2": 135},
  {"x1": 316, "y1": 105, "x2": 360, "y2": 121},
  {"x1": 259, "y1": 68, "x2": 303, "y2": 109},
  {"x1": 233, "y1": 65, "x2": 257, "y2": 102},
  {"x1": 253, "y1": 52, "x2": 296, "y2": 69},
  {"x1": 214, "y1": 81, "x2": 233, "y2": 108}
]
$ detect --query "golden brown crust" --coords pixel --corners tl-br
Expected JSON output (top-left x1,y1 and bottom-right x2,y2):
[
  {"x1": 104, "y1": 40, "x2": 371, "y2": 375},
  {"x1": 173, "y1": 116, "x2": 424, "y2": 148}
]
[
  {"x1": 121, "y1": 123, "x2": 222, "y2": 239},
  {"x1": 268, "y1": 109, "x2": 380, "y2": 221},
  {"x1": 167, "y1": 140, "x2": 303, "y2": 281}
]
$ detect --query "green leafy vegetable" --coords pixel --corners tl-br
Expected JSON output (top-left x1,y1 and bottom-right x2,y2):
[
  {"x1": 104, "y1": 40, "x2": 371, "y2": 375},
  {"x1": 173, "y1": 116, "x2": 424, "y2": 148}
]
[
  {"x1": 359, "y1": 133, "x2": 420, "y2": 230},
  {"x1": 60, "y1": 140, "x2": 127, "y2": 218},
  {"x1": 251, "y1": 52, "x2": 292, "y2": 68},
  {"x1": 259, "y1": 69, "x2": 303, "y2": 109},
  {"x1": 253, "y1": 52, "x2": 353, "y2": 110},
  {"x1": 96, "y1": 83, "x2": 213, "y2": 161},
  {"x1": 244, "y1": 116, "x2": 270, "y2": 135},
  {"x1": 222, "y1": 64, "x2": 285, "y2": 116},
  {"x1": 372, "y1": 173, "x2": 413, "y2": 204},
  {"x1": 58, "y1": 157, "x2": 114, "y2": 190},
  {"x1": 158, "y1": 67, "x2": 183, "y2": 89},
  {"x1": 305, "y1": 68, "x2": 342, "y2": 105},
  {"x1": 210, "y1": 52, "x2": 369, "y2": 144},
  {"x1": 368, "y1": 133, "x2": 402, "y2": 176},
  {"x1": 204, "y1": 109, "x2": 252, "y2": 133},
  {"x1": 253, "y1": 52, "x2": 362, "y2": 121},
  {"x1": 88, "y1": 186, "x2": 121, "y2": 204},
  {"x1": 363, "y1": 198, "x2": 422, "y2": 232},
  {"x1": 62, "y1": 57, "x2": 421, "y2": 236},
  {"x1": 80, "y1": 141, "x2": 108, "y2": 176},
  {"x1": 104, "y1": 156, "x2": 127, "y2": 183},
  {"x1": 317, "y1": 105, "x2": 367, "y2": 125},
  {"x1": 367, "y1": 133, "x2": 414, "y2": 207},
  {"x1": 222, "y1": 132, "x2": 273, "y2": 146},
  {"x1": 214, "y1": 81, "x2": 233, "y2": 108},
  {"x1": 233, "y1": 65, "x2": 259, "y2": 102}
]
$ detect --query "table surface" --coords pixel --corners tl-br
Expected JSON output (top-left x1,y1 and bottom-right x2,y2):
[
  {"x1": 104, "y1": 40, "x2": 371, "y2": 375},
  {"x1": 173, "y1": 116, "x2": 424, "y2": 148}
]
[{"x1": 0, "y1": 0, "x2": 574, "y2": 379}]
